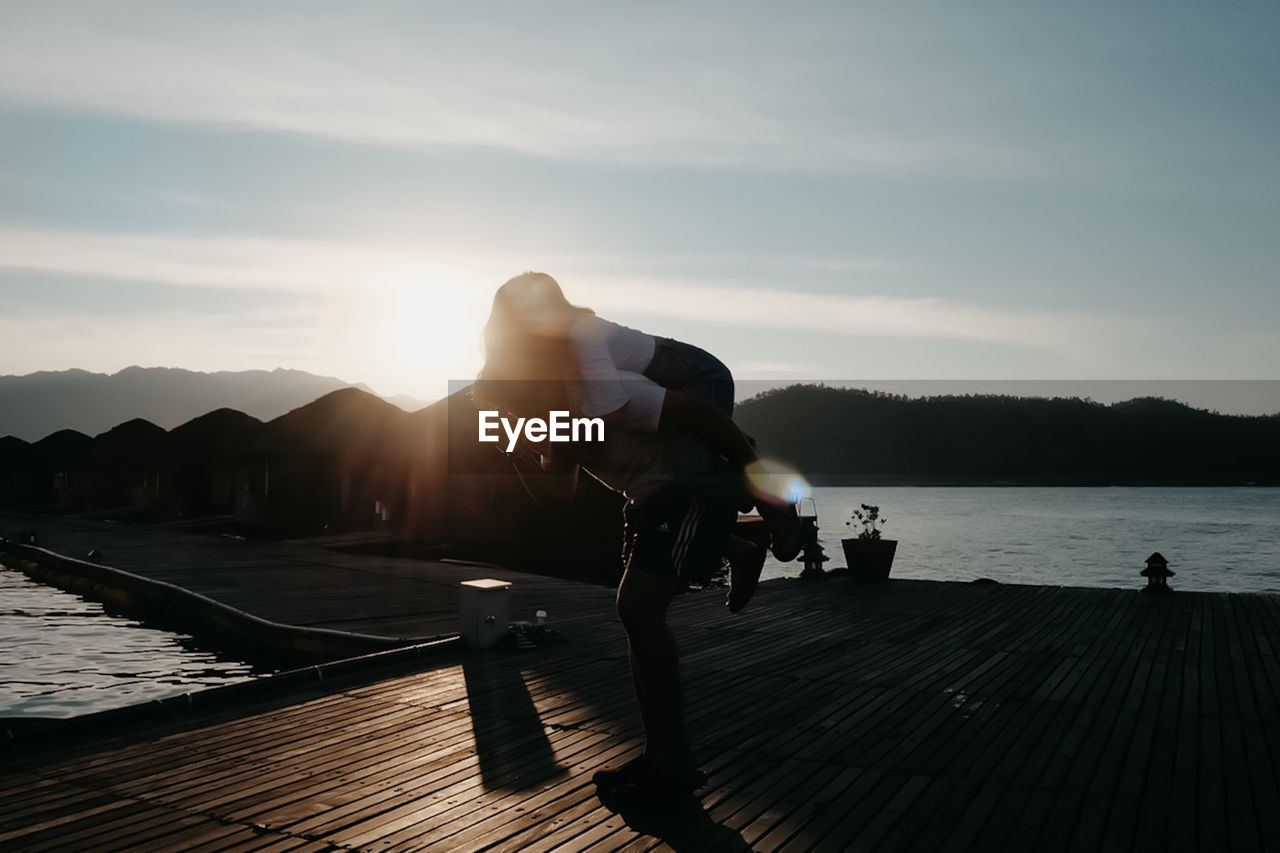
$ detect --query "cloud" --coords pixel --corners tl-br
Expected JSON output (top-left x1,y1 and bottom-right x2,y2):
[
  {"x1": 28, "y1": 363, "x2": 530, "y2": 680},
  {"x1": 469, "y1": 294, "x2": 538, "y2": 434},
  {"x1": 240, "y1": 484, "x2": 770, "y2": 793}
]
[
  {"x1": 0, "y1": 225, "x2": 499, "y2": 396},
  {"x1": 0, "y1": 3, "x2": 1042, "y2": 176},
  {"x1": 0, "y1": 306, "x2": 324, "y2": 378},
  {"x1": 0, "y1": 225, "x2": 901, "y2": 304},
  {"x1": 0, "y1": 226, "x2": 443, "y2": 293},
  {"x1": 2, "y1": 224, "x2": 1223, "y2": 387},
  {"x1": 0, "y1": 224, "x2": 1138, "y2": 366},
  {"x1": 735, "y1": 360, "x2": 823, "y2": 377},
  {"x1": 580, "y1": 277, "x2": 1138, "y2": 364}
]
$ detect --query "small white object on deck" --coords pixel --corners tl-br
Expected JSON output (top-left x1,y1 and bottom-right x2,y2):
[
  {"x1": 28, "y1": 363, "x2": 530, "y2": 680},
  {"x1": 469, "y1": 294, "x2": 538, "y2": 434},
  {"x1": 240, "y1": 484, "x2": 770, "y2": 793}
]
[{"x1": 459, "y1": 578, "x2": 512, "y2": 648}]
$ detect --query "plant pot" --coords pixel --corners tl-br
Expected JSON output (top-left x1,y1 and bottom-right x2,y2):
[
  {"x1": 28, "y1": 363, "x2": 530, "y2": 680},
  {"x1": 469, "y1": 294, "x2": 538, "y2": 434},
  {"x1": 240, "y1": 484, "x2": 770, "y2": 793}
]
[{"x1": 841, "y1": 538, "x2": 898, "y2": 583}]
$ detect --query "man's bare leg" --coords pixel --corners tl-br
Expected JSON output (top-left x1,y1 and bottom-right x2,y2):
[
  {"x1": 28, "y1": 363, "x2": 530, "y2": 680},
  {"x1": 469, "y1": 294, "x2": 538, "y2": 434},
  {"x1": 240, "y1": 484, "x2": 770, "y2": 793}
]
[
  {"x1": 594, "y1": 567, "x2": 706, "y2": 800},
  {"x1": 616, "y1": 567, "x2": 691, "y2": 766}
]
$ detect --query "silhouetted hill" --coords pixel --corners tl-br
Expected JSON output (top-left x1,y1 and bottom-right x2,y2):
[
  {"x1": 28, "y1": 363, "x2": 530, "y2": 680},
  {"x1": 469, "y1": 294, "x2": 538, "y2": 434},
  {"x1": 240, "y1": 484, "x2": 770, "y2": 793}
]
[
  {"x1": 265, "y1": 387, "x2": 407, "y2": 453},
  {"x1": 735, "y1": 385, "x2": 1280, "y2": 485},
  {"x1": 31, "y1": 429, "x2": 94, "y2": 466},
  {"x1": 170, "y1": 409, "x2": 265, "y2": 458},
  {"x1": 95, "y1": 418, "x2": 169, "y2": 457},
  {"x1": 0, "y1": 367, "x2": 430, "y2": 442},
  {"x1": 0, "y1": 435, "x2": 29, "y2": 462}
]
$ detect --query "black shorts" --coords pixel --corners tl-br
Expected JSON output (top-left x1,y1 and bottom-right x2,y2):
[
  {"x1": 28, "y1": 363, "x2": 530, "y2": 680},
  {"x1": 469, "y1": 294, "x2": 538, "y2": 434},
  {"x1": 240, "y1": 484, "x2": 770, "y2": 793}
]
[{"x1": 622, "y1": 486, "x2": 737, "y2": 586}]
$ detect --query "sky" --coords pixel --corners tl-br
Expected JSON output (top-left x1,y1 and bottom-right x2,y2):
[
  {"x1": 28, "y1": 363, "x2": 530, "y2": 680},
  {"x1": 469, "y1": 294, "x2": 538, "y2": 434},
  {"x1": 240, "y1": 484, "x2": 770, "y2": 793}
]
[{"x1": 2, "y1": 2, "x2": 1278, "y2": 412}]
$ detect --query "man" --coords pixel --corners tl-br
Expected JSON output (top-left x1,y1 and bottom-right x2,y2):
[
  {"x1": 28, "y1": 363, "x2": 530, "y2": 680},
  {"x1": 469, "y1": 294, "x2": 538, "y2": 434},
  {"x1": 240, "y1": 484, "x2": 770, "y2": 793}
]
[{"x1": 488, "y1": 374, "x2": 773, "y2": 803}]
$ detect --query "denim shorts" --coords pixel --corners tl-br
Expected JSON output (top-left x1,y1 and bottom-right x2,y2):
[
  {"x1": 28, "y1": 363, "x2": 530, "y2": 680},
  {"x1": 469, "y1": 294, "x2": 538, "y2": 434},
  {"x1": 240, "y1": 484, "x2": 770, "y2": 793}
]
[
  {"x1": 643, "y1": 337, "x2": 734, "y2": 417},
  {"x1": 643, "y1": 337, "x2": 740, "y2": 504}
]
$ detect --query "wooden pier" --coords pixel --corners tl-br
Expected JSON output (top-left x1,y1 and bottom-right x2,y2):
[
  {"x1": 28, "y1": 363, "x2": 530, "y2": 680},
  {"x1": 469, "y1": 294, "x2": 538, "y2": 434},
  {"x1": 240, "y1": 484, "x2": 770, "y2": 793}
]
[{"x1": 2, "y1": 516, "x2": 1279, "y2": 850}]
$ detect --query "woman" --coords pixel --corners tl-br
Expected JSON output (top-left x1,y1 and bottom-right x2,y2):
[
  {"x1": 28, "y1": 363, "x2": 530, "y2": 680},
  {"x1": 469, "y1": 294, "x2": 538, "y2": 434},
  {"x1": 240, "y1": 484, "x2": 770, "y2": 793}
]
[
  {"x1": 476, "y1": 271, "x2": 796, "y2": 802},
  {"x1": 480, "y1": 272, "x2": 799, "y2": 551}
]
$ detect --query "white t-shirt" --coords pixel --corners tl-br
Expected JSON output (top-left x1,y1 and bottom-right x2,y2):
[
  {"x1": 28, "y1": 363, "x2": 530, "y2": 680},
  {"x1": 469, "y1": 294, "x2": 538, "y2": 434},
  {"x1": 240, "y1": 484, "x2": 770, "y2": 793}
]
[
  {"x1": 567, "y1": 315, "x2": 664, "y2": 431},
  {"x1": 574, "y1": 426, "x2": 673, "y2": 503}
]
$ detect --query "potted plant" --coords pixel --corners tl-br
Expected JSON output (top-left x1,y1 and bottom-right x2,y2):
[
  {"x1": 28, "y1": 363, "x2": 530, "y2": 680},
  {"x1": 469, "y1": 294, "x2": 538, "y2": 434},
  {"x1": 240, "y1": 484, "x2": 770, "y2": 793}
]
[{"x1": 842, "y1": 503, "x2": 897, "y2": 582}]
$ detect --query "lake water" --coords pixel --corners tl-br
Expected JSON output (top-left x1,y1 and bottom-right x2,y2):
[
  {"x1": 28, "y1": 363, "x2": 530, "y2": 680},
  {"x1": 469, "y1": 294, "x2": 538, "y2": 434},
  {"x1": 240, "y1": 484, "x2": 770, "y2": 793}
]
[
  {"x1": 0, "y1": 566, "x2": 258, "y2": 720},
  {"x1": 762, "y1": 486, "x2": 1280, "y2": 593}
]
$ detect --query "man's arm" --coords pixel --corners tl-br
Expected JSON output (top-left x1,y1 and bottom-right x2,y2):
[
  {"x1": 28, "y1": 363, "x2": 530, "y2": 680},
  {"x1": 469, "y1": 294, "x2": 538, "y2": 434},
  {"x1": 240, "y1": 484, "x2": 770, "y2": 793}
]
[
  {"x1": 655, "y1": 389, "x2": 757, "y2": 465},
  {"x1": 508, "y1": 441, "x2": 581, "y2": 511}
]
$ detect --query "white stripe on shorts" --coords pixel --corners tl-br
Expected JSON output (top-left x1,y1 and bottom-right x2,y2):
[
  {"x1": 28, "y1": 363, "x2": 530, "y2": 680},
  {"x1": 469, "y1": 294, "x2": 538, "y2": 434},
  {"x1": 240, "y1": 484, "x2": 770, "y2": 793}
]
[{"x1": 671, "y1": 498, "x2": 704, "y2": 573}]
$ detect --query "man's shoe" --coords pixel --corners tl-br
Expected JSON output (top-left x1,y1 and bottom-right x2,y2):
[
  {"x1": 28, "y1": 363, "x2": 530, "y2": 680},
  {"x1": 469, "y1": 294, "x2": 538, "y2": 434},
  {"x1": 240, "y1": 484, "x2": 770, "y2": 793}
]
[
  {"x1": 592, "y1": 753, "x2": 649, "y2": 788},
  {"x1": 609, "y1": 764, "x2": 708, "y2": 804}
]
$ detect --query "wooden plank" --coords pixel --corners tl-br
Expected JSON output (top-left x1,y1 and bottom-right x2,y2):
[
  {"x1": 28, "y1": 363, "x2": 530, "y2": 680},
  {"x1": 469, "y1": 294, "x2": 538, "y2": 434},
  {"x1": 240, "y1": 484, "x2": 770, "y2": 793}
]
[
  {"x1": 293, "y1": 653, "x2": 645, "y2": 840},
  {"x1": 1226, "y1": 594, "x2": 1280, "y2": 850},
  {"x1": 385, "y1": 737, "x2": 638, "y2": 851},
  {"x1": 0, "y1": 799, "x2": 162, "y2": 851},
  {"x1": 911, "y1": 589, "x2": 1104, "y2": 848},
  {"x1": 1215, "y1": 598, "x2": 1262, "y2": 853},
  {"x1": 644, "y1": 754, "x2": 850, "y2": 853},
  {"x1": 314, "y1": 727, "x2": 625, "y2": 849},
  {"x1": 1195, "y1": 600, "x2": 1228, "y2": 853},
  {"x1": 1130, "y1": 596, "x2": 1188, "y2": 852},
  {"x1": 995, "y1": 590, "x2": 1139, "y2": 851},
  {"x1": 723, "y1": 757, "x2": 851, "y2": 851},
  {"x1": 1059, "y1": 594, "x2": 1162, "y2": 852},
  {"x1": 1097, "y1": 593, "x2": 1179, "y2": 852},
  {"x1": 4, "y1": 575, "x2": 1279, "y2": 853}
]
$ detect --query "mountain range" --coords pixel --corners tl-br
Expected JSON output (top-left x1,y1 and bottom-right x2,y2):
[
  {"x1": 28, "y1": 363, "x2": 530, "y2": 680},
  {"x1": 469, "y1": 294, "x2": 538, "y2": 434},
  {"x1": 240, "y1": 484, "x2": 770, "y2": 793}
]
[
  {"x1": 0, "y1": 367, "x2": 430, "y2": 442},
  {"x1": 5, "y1": 372, "x2": 1278, "y2": 487},
  {"x1": 3, "y1": 381, "x2": 1277, "y2": 582},
  {"x1": 735, "y1": 385, "x2": 1280, "y2": 485}
]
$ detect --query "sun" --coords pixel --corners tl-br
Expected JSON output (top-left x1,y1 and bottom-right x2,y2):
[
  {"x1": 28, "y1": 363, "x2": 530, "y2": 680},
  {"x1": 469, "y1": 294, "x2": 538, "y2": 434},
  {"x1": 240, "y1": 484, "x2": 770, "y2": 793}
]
[{"x1": 376, "y1": 271, "x2": 491, "y2": 397}]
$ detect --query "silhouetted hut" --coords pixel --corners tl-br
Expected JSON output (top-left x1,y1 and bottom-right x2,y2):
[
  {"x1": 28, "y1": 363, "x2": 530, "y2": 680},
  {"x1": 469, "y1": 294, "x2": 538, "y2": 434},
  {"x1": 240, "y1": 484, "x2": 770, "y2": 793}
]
[
  {"x1": 32, "y1": 429, "x2": 95, "y2": 510},
  {"x1": 169, "y1": 408, "x2": 265, "y2": 517},
  {"x1": 389, "y1": 397, "x2": 451, "y2": 542},
  {"x1": 260, "y1": 388, "x2": 409, "y2": 534},
  {"x1": 92, "y1": 418, "x2": 170, "y2": 512},
  {"x1": 0, "y1": 436, "x2": 35, "y2": 507}
]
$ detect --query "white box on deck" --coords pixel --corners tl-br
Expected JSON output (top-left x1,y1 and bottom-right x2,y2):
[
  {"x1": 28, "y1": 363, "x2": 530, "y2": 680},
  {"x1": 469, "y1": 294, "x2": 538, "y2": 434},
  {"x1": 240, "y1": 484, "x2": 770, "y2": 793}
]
[{"x1": 459, "y1": 578, "x2": 512, "y2": 649}]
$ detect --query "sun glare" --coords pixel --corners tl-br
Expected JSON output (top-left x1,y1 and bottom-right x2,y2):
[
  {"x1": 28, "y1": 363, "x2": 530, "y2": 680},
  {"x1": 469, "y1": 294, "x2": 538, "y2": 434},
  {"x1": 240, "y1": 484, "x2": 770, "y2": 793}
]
[{"x1": 376, "y1": 271, "x2": 490, "y2": 397}]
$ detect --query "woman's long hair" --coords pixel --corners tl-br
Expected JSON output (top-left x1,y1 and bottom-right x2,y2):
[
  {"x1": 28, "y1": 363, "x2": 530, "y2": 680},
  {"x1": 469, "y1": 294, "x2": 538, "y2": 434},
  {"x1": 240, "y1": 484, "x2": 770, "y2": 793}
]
[{"x1": 476, "y1": 272, "x2": 593, "y2": 419}]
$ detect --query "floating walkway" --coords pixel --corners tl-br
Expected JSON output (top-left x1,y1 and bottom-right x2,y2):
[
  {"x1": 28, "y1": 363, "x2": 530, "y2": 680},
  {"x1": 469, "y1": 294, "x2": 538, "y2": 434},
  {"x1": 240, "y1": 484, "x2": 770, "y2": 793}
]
[
  {"x1": 0, "y1": 511, "x2": 619, "y2": 656},
  {"x1": 1, "y1": 515, "x2": 1279, "y2": 850}
]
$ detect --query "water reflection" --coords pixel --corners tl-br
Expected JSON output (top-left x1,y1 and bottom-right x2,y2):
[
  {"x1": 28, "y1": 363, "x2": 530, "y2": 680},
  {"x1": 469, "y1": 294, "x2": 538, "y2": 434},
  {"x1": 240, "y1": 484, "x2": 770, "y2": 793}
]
[{"x1": 0, "y1": 565, "x2": 259, "y2": 719}]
